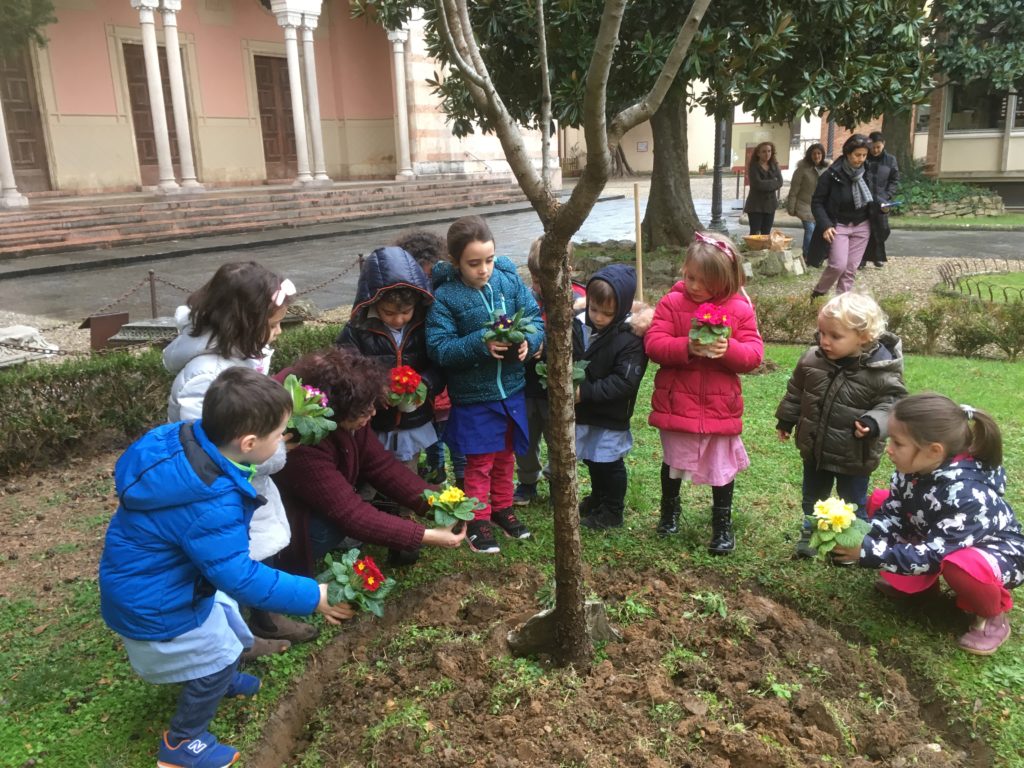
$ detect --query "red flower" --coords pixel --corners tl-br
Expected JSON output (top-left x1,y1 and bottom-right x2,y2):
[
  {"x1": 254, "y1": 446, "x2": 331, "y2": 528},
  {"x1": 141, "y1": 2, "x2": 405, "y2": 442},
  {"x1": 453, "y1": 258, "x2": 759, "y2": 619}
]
[
  {"x1": 389, "y1": 365, "x2": 422, "y2": 395},
  {"x1": 353, "y1": 556, "x2": 385, "y2": 592}
]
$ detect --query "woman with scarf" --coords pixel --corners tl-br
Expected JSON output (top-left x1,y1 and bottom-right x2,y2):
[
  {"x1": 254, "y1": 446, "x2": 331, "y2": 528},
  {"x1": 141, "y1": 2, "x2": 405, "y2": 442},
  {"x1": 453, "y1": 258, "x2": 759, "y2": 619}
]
[{"x1": 806, "y1": 134, "x2": 874, "y2": 298}]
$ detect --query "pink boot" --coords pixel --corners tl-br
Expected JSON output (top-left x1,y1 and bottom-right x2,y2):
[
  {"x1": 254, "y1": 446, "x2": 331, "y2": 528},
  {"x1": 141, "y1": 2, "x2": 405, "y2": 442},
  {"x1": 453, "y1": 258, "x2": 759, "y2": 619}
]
[{"x1": 958, "y1": 613, "x2": 1011, "y2": 655}]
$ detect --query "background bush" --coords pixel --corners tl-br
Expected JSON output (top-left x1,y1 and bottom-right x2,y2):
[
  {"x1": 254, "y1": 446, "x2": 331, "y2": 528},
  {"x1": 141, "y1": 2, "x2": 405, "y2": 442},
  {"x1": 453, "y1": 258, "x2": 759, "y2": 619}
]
[{"x1": 0, "y1": 323, "x2": 344, "y2": 478}]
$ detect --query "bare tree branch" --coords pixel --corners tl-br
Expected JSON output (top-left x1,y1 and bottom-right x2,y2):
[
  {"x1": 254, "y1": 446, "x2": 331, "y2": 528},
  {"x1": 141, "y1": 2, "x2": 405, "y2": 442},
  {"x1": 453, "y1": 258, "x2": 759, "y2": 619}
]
[
  {"x1": 433, "y1": 0, "x2": 487, "y2": 89},
  {"x1": 609, "y1": 0, "x2": 712, "y2": 146},
  {"x1": 536, "y1": 0, "x2": 552, "y2": 186}
]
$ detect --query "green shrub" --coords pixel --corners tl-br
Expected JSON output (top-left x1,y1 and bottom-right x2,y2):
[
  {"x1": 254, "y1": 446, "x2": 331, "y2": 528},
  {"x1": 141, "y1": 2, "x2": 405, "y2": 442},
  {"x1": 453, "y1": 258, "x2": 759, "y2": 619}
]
[
  {"x1": 948, "y1": 299, "x2": 996, "y2": 358},
  {"x1": 0, "y1": 350, "x2": 170, "y2": 476},
  {"x1": 987, "y1": 302, "x2": 1024, "y2": 362},
  {"x1": 877, "y1": 294, "x2": 913, "y2": 341},
  {"x1": 753, "y1": 294, "x2": 818, "y2": 344},
  {"x1": 0, "y1": 323, "x2": 344, "y2": 477},
  {"x1": 910, "y1": 296, "x2": 953, "y2": 356},
  {"x1": 897, "y1": 162, "x2": 998, "y2": 212}
]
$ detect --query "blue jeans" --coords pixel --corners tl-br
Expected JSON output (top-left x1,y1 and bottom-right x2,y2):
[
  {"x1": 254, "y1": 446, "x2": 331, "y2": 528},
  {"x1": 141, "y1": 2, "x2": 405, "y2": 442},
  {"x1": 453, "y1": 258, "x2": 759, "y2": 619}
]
[
  {"x1": 168, "y1": 657, "x2": 238, "y2": 742},
  {"x1": 801, "y1": 462, "x2": 869, "y2": 529},
  {"x1": 801, "y1": 220, "x2": 815, "y2": 255},
  {"x1": 425, "y1": 420, "x2": 466, "y2": 481}
]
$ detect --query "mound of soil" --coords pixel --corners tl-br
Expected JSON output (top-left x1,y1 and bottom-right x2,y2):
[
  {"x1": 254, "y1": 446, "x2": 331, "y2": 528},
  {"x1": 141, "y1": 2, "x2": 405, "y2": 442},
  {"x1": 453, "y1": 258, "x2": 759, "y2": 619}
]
[{"x1": 253, "y1": 564, "x2": 966, "y2": 768}]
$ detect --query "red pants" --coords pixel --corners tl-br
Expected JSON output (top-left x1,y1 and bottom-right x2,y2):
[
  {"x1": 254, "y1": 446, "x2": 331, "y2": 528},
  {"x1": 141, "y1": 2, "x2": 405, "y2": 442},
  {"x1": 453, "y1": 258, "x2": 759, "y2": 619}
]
[
  {"x1": 463, "y1": 428, "x2": 515, "y2": 521},
  {"x1": 879, "y1": 547, "x2": 1013, "y2": 617}
]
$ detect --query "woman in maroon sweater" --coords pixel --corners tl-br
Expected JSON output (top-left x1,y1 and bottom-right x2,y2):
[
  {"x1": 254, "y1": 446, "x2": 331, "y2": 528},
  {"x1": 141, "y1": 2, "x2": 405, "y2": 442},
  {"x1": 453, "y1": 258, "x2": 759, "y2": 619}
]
[{"x1": 274, "y1": 348, "x2": 465, "y2": 577}]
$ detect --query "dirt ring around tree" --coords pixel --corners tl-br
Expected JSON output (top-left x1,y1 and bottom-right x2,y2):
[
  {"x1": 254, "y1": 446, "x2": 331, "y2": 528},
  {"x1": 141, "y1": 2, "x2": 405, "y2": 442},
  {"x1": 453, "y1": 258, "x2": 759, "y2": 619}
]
[{"x1": 250, "y1": 564, "x2": 981, "y2": 768}]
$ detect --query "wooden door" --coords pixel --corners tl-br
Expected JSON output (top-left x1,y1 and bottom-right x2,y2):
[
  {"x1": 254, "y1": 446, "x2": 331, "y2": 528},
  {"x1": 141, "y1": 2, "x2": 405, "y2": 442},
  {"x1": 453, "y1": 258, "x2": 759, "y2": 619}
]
[
  {"x1": 254, "y1": 55, "x2": 297, "y2": 181},
  {"x1": 123, "y1": 43, "x2": 180, "y2": 187},
  {"x1": 0, "y1": 47, "x2": 51, "y2": 192}
]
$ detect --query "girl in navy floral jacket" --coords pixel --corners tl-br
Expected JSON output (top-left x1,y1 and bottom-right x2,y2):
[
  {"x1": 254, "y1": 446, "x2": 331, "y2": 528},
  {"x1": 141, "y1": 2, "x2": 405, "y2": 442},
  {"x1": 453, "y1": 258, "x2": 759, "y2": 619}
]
[{"x1": 833, "y1": 393, "x2": 1024, "y2": 656}]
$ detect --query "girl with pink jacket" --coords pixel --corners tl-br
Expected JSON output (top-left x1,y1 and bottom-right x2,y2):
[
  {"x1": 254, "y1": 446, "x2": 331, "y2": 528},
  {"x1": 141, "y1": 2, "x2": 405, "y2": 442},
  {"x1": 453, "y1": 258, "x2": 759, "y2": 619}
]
[{"x1": 645, "y1": 232, "x2": 764, "y2": 554}]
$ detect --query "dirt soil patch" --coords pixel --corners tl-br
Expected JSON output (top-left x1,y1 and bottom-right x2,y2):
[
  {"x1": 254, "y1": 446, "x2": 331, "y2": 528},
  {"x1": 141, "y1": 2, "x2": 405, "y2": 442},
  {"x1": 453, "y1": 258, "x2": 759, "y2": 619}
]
[{"x1": 253, "y1": 565, "x2": 969, "y2": 768}]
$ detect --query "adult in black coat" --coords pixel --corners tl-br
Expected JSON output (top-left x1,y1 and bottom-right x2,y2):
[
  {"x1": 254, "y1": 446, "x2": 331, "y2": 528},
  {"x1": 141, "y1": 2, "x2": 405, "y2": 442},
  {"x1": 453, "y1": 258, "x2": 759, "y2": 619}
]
[
  {"x1": 860, "y1": 131, "x2": 900, "y2": 268},
  {"x1": 336, "y1": 246, "x2": 443, "y2": 438},
  {"x1": 743, "y1": 142, "x2": 784, "y2": 235},
  {"x1": 806, "y1": 134, "x2": 876, "y2": 298}
]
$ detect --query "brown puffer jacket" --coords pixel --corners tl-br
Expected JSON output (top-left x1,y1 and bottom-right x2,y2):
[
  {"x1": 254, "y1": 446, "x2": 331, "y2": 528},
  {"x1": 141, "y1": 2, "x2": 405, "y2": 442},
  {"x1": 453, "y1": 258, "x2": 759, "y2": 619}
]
[{"x1": 775, "y1": 332, "x2": 906, "y2": 475}]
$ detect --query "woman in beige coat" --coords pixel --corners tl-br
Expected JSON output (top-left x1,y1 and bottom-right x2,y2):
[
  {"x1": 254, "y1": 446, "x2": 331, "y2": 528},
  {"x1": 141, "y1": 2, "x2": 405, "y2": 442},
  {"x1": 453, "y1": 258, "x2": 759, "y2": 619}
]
[{"x1": 786, "y1": 143, "x2": 828, "y2": 257}]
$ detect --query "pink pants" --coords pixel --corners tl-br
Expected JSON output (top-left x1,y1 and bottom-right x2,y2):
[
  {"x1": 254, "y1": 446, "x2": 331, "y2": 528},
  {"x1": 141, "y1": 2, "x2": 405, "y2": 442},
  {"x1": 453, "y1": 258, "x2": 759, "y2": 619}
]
[
  {"x1": 814, "y1": 220, "x2": 871, "y2": 294},
  {"x1": 463, "y1": 428, "x2": 515, "y2": 521},
  {"x1": 879, "y1": 547, "x2": 1013, "y2": 617}
]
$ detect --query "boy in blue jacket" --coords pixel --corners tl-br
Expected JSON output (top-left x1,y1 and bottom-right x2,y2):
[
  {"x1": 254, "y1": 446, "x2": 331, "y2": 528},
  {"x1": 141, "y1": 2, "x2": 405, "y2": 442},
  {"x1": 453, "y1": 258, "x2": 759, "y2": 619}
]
[{"x1": 99, "y1": 367, "x2": 353, "y2": 768}]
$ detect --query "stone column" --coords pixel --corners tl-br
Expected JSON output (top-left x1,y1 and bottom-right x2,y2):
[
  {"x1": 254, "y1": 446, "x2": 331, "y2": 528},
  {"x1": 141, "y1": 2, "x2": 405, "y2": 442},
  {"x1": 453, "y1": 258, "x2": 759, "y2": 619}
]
[
  {"x1": 301, "y1": 14, "x2": 330, "y2": 183},
  {"x1": 275, "y1": 11, "x2": 313, "y2": 185},
  {"x1": 131, "y1": 0, "x2": 179, "y2": 192},
  {"x1": 160, "y1": 0, "x2": 202, "y2": 190},
  {"x1": 387, "y1": 29, "x2": 414, "y2": 179},
  {"x1": 0, "y1": 89, "x2": 29, "y2": 209}
]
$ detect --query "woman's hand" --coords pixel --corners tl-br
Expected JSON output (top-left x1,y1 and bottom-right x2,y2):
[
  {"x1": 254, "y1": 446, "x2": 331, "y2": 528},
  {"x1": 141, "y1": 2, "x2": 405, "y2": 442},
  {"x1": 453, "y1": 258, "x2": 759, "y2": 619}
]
[
  {"x1": 316, "y1": 584, "x2": 357, "y2": 625},
  {"x1": 422, "y1": 522, "x2": 468, "y2": 548},
  {"x1": 822, "y1": 227, "x2": 836, "y2": 243}
]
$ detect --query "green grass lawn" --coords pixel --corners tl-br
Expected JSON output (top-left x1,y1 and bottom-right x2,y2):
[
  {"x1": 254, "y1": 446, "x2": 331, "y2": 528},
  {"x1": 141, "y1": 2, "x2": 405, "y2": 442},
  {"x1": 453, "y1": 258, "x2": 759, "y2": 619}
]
[
  {"x1": 892, "y1": 212, "x2": 1024, "y2": 230},
  {"x1": 1, "y1": 346, "x2": 1022, "y2": 767}
]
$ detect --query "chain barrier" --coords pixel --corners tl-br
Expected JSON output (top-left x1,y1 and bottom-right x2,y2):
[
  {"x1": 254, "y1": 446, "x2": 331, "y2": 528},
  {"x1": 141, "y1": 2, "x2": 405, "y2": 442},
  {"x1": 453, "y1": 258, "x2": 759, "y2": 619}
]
[{"x1": 5, "y1": 259, "x2": 364, "y2": 364}]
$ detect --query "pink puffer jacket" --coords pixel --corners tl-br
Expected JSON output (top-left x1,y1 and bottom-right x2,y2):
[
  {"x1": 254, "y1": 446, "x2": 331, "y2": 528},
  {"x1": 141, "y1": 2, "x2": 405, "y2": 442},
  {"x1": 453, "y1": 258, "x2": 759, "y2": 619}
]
[{"x1": 645, "y1": 283, "x2": 764, "y2": 435}]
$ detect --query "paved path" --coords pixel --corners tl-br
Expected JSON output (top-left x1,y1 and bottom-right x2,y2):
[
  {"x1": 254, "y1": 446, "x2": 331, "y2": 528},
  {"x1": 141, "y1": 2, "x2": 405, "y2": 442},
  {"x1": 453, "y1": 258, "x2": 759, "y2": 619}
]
[{"x1": 0, "y1": 179, "x2": 1019, "y2": 324}]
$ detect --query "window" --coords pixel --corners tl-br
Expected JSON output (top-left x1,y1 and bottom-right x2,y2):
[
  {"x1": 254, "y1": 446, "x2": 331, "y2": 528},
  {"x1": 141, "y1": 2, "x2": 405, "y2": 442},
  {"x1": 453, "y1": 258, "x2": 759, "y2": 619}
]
[
  {"x1": 946, "y1": 81, "x2": 1007, "y2": 132},
  {"x1": 914, "y1": 103, "x2": 930, "y2": 133}
]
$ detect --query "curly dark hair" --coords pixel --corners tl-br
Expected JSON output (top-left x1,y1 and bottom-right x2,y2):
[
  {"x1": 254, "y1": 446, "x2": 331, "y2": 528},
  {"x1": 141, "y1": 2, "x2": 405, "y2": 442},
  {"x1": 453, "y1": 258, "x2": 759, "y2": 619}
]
[
  {"x1": 187, "y1": 261, "x2": 287, "y2": 359},
  {"x1": 290, "y1": 347, "x2": 388, "y2": 422},
  {"x1": 394, "y1": 228, "x2": 446, "y2": 270}
]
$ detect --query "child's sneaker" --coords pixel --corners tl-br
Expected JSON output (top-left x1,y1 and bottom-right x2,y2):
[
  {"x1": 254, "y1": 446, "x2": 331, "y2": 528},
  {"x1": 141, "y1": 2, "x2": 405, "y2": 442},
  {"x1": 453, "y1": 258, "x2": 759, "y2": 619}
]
[
  {"x1": 512, "y1": 483, "x2": 538, "y2": 506},
  {"x1": 226, "y1": 672, "x2": 261, "y2": 698},
  {"x1": 466, "y1": 520, "x2": 501, "y2": 553},
  {"x1": 794, "y1": 529, "x2": 817, "y2": 559},
  {"x1": 157, "y1": 730, "x2": 239, "y2": 768},
  {"x1": 492, "y1": 507, "x2": 531, "y2": 539},
  {"x1": 958, "y1": 613, "x2": 1011, "y2": 656}
]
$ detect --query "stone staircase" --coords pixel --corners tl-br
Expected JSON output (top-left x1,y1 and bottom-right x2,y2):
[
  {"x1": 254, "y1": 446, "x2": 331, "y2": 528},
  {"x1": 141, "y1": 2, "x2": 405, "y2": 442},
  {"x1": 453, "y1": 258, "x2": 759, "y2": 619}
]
[{"x1": 0, "y1": 177, "x2": 529, "y2": 259}]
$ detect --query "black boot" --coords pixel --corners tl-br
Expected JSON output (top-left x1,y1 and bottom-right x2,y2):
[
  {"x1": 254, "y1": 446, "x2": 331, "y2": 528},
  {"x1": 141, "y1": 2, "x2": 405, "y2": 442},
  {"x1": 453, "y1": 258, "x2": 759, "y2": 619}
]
[
  {"x1": 578, "y1": 494, "x2": 598, "y2": 519},
  {"x1": 657, "y1": 497, "x2": 680, "y2": 536},
  {"x1": 708, "y1": 506, "x2": 735, "y2": 555},
  {"x1": 581, "y1": 502, "x2": 624, "y2": 530}
]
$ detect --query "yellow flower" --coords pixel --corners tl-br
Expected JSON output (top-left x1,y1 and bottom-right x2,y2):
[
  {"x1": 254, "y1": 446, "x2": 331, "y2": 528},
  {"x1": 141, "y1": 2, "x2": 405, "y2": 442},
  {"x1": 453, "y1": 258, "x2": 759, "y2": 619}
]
[
  {"x1": 813, "y1": 497, "x2": 857, "y2": 532},
  {"x1": 438, "y1": 487, "x2": 466, "y2": 506}
]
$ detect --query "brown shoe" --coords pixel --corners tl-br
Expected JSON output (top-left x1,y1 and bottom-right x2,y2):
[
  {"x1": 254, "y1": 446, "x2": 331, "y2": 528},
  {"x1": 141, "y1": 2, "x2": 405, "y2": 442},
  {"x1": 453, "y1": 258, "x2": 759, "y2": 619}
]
[
  {"x1": 240, "y1": 635, "x2": 291, "y2": 662},
  {"x1": 249, "y1": 611, "x2": 320, "y2": 643}
]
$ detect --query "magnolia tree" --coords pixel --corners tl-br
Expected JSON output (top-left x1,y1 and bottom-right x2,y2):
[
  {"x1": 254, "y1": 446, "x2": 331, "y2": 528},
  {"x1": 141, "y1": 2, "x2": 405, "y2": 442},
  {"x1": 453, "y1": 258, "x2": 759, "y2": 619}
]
[
  {"x1": 0, "y1": 0, "x2": 55, "y2": 54},
  {"x1": 357, "y1": 0, "x2": 711, "y2": 666}
]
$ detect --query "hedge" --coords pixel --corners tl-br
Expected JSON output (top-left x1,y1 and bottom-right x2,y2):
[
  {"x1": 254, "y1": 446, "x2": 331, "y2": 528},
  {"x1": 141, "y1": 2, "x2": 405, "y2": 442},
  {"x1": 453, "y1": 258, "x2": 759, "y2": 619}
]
[{"x1": 0, "y1": 323, "x2": 343, "y2": 477}]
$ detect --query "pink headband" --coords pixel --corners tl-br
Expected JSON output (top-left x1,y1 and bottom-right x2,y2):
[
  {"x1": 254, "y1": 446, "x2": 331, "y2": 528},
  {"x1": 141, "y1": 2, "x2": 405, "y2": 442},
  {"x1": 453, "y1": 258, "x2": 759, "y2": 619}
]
[
  {"x1": 693, "y1": 231, "x2": 737, "y2": 262},
  {"x1": 271, "y1": 278, "x2": 296, "y2": 306}
]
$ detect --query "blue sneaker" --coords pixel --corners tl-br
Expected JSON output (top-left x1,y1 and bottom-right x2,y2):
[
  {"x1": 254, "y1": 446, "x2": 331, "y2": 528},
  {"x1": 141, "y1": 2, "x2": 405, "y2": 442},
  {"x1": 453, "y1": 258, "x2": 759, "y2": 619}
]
[
  {"x1": 157, "y1": 731, "x2": 239, "y2": 768},
  {"x1": 226, "y1": 672, "x2": 260, "y2": 698},
  {"x1": 512, "y1": 483, "x2": 538, "y2": 506}
]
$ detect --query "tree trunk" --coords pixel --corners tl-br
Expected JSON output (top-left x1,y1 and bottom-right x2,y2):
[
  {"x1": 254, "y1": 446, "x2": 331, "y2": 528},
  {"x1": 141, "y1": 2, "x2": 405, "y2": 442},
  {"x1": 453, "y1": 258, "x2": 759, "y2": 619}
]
[
  {"x1": 882, "y1": 108, "x2": 915, "y2": 175},
  {"x1": 535, "y1": 225, "x2": 591, "y2": 667},
  {"x1": 641, "y1": 78, "x2": 702, "y2": 250},
  {"x1": 611, "y1": 144, "x2": 635, "y2": 177}
]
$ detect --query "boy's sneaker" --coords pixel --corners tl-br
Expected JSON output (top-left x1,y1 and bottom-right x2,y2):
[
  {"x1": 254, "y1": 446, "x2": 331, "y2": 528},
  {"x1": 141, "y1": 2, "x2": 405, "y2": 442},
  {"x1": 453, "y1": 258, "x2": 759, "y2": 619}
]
[
  {"x1": 794, "y1": 529, "x2": 817, "y2": 559},
  {"x1": 492, "y1": 507, "x2": 531, "y2": 539},
  {"x1": 157, "y1": 731, "x2": 239, "y2": 768},
  {"x1": 466, "y1": 520, "x2": 501, "y2": 553},
  {"x1": 958, "y1": 613, "x2": 1011, "y2": 656},
  {"x1": 226, "y1": 672, "x2": 261, "y2": 698},
  {"x1": 512, "y1": 483, "x2": 538, "y2": 506}
]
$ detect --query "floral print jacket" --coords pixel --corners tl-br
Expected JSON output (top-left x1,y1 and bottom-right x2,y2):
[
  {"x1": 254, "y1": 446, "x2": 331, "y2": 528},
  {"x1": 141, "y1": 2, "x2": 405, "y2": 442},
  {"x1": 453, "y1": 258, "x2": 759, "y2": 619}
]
[{"x1": 860, "y1": 456, "x2": 1024, "y2": 587}]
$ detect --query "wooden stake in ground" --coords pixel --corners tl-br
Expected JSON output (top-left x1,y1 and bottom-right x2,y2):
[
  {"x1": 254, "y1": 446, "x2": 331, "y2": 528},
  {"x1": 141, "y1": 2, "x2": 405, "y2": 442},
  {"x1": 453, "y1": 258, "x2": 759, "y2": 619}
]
[{"x1": 634, "y1": 182, "x2": 644, "y2": 301}]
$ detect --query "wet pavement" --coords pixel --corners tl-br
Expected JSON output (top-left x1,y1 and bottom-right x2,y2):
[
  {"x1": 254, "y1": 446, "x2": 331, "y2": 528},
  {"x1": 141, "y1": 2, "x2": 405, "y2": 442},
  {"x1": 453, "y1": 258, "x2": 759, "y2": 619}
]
[{"x1": 0, "y1": 180, "x2": 1019, "y2": 324}]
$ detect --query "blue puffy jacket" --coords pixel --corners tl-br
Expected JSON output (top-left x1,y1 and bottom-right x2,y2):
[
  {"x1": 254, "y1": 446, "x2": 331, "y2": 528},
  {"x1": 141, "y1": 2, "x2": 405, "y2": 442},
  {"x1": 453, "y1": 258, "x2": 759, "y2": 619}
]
[
  {"x1": 426, "y1": 256, "x2": 544, "y2": 405},
  {"x1": 99, "y1": 421, "x2": 320, "y2": 641}
]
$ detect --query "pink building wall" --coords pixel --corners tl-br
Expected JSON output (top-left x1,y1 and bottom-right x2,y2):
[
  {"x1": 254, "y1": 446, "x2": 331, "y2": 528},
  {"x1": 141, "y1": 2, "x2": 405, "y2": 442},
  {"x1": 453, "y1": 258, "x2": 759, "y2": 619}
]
[{"x1": 44, "y1": 0, "x2": 393, "y2": 122}]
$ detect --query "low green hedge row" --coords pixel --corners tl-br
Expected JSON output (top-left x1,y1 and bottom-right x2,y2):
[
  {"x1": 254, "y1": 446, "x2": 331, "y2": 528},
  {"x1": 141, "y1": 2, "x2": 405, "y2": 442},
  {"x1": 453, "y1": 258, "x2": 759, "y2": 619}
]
[{"x1": 0, "y1": 324, "x2": 343, "y2": 478}]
